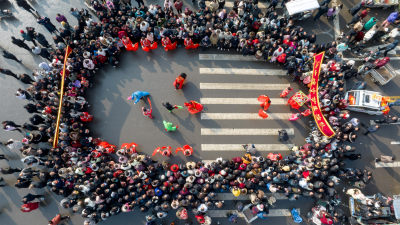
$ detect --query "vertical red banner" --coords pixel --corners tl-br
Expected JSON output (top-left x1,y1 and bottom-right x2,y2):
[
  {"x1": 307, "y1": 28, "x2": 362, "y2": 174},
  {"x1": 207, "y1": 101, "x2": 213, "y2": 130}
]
[{"x1": 309, "y1": 52, "x2": 335, "y2": 138}]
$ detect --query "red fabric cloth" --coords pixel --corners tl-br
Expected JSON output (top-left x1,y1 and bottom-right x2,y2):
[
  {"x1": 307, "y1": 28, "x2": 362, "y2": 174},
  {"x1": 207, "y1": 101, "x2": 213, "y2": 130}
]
[
  {"x1": 320, "y1": 214, "x2": 334, "y2": 224},
  {"x1": 21, "y1": 202, "x2": 39, "y2": 212}
]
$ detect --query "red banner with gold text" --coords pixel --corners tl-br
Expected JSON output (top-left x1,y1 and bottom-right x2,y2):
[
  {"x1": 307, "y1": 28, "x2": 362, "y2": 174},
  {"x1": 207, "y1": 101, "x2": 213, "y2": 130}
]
[{"x1": 309, "y1": 52, "x2": 335, "y2": 138}]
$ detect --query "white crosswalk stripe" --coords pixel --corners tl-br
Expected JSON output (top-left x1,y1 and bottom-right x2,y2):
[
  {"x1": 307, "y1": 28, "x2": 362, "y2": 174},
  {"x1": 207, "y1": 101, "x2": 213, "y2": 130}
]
[
  {"x1": 200, "y1": 83, "x2": 290, "y2": 90},
  {"x1": 200, "y1": 97, "x2": 286, "y2": 104},
  {"x1": 201, "y1": 144, "x2": 293, "y2": 151},
  {"x1": 201, "y1": 128, "x2": 294, "y2": 135},
  {"x1": 200, "y1": 68, "x2": 286, "y2": 76},
  {"x1": 199, "y1": 54, "x2": 261, "y2": 61},
  {"x1": 215, "y1": 192, "x2": 288, "y2": 201},
  {"x1": 201, "y1": 113, "x2": 291, "y2": 120},
  {"x1": 375, "y1": 161, "x2": 400, "y2": 168},
  {"x1": 207, "y1": 209, "x2": 297, "y2": 217}
]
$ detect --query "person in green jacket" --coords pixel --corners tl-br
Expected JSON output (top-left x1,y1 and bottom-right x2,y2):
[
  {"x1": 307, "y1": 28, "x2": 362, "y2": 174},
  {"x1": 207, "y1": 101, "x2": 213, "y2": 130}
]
[
  {"x1": 163, "y1": 120, "x2": 178, "y2": 132},
  {"x1": 364, "y1": 17, "x2": 377, "y2": 31}
]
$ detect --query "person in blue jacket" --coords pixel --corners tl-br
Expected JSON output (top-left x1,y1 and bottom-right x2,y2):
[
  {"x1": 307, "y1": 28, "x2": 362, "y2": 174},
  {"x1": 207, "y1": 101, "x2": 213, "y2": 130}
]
[{"x1": 127, "y1": 91, "x2": 150, "y2": 104}]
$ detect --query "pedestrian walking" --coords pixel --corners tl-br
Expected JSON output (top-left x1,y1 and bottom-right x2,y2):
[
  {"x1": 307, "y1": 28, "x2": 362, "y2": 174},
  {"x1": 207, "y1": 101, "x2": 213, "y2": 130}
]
[
  {"x1": 37, "y1": 17, "x2": 58, "y2": 34},
  {"x1": 278, "y1": 129, "x2": 289, "y2": 141},
  {"x1": 2, "y1": 50, "x2": 22, "y2": 63},
  {"x1": 20, "y1": 30, "x2": 37, "y2": 46},
  {"x1": 0, "y1": 155, "x2": 9, "y2": 161},
  {"x1": 349, "y1": 0, "x2": 365, "y2": 16},
  {"x1": 2, "y1": 121, "x2": 22, "y2": 132},
  {"x1": 381, "y1": 11, "x2": 398, "y2": 27},
  {"x1": 350, "y1": 8, "x2": 369, "y2": 29},
  {"x1": 11, "y1": 36, "x2": 31, "y2": 51},
  {"x1": 361, "y1": 121, "x2": 379, "y2": 135},
  {"x1": 18, "y1": 74, "x2": 35, "y2": 84},
  {"x1": 313, "y1": 5, "x2": 329, "y2": 21},
  {"x1": 55, "y1": 13, "x2": 68, "y2": 24},
  {"x1": 378, "y1": 39, "x2": 399, "y2": 56},
  {"x1": 174, "y1": 0, "x2": 183, "y2": 14},
  {"x1": 34, "y1": 32, "x2": 50, "y2": 48},
  {"x1": 363, "y1": 17, "x2": 377, "y2": 31},
  {"x1": 22, "y1": 193, "x2": 45, "y2": 203}
]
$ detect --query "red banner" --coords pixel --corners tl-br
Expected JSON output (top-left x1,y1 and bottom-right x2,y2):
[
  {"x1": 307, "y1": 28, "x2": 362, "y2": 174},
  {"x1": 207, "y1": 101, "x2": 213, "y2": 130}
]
[{"x1": 309, "y1": 52, "x2": 335, "y2": 138}]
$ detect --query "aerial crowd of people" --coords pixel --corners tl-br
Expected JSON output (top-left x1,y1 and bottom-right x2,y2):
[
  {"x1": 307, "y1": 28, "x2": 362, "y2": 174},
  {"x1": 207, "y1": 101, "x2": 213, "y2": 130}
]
[{"x1": 1, "y1": 0, "x2": 400, "y2": 224}]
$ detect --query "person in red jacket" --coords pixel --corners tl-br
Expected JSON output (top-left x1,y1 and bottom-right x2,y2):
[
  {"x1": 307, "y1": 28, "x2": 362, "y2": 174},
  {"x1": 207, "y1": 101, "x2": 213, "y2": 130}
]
[
  {"x1": 259, "y1": 95, "x2": 271, "y2": 111},
  {"x1": 48, "y1": 214, "x2": 70, "y2": 225},
  {"x1": 21, "y1": 201, "x2": 39, "y2": 212},
  {"x1": 140, "y1": 37, "x2": 151, "y2": 52},
  {"x1": 162, "y1": 36, "x2": 176, "y2": 51},
  {"x1": 173, "y1": 73, "x2": 187, "y2": 89},
  {"x1": 184, "y1": 37, "x2": 199, "y2": 49}
]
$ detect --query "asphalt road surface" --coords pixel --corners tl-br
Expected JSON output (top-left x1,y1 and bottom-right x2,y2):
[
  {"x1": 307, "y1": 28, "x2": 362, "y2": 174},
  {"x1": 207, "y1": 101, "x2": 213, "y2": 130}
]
[{"x1": 0, "y1": 0, "x2": 399, "y2": 225}]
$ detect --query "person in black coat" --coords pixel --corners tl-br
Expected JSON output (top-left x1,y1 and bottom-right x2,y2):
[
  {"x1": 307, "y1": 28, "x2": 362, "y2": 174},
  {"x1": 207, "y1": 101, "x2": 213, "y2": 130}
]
[
  {"x1": 29, "y1": 114, "x2": 45, "y2": 125},
  {"x1": 18, "y1": 74, "x2": 35, "y2": 84},
  {"x1": 34, "y1": 32, "x2": 50, "y2": 48}
]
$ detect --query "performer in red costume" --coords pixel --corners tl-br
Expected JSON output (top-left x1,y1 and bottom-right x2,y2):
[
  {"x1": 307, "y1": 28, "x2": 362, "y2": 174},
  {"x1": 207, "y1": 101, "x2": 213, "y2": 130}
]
[
  {"x1": 173, "y1": 73, "x2": 187, "y2": 90},
  {"x1": 161, "y1": 36, "x2": 177, "y2": 51},
  {"x1": 122, "y1": 36, "x2": 138, "y2": 51},
  {"x1": 184, "y1": 37, "x2": 199, "y2": 50},
  {"x1": 184, "y1": 100, "x2": 203, "y2": 114}
]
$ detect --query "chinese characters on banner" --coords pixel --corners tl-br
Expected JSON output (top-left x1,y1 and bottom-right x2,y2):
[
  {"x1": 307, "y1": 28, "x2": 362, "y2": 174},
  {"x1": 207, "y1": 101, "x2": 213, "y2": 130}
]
[{"x1": 309, "y1": 52, "x2": 335, "y2": 138}]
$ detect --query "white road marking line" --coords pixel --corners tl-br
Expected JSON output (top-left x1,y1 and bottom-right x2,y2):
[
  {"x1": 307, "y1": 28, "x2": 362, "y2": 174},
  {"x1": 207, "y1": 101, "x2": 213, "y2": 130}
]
[
  {"x1": 333, "y1": 13, "x2": 340, "y2": 40},
  {"x1": 391, "y1": 141, "x2": 400, "y2": 145},
  {"x1": 199, "y1": 68, "x2": 286, "y2": 76},
  {"x1": 375, "y1": 161, "x2": 400, "y2": 168},
  {"x1": 200, "y1": 98, "x2": 286, "y2": 105},
  {"x1": 214, "y1": 193, "x2": 288, "y2": 201},
  {"x1": 201, "y1": 128, "x2": 294, "y2": 136},
  {"x1": 200, "y1": 83, "x2": 290, "y2": 90},
  {"x1": 208, "y1": 209, "x2": 298, "y2": 217},
  {"x1": 201, "y1": 144, "x2": 293, "y2": 151},
  {"x1": 199, "y1": 54, "x2": 261, "y2": 61},
  {"x1": 201, "y1": 113, "x2": 291, "y2": 120},
  {"x1": 344, "y1": 57, "x2": 400, "y2": 61}
]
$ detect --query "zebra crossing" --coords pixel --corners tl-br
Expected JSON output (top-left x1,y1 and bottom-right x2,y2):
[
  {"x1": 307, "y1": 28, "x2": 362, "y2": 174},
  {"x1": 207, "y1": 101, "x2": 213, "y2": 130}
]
[
  {"x1": 198, "y1": 53, "x2": 301, "y2": 219},
  {"x1": 198, "y1": 53, "x2": 294, "y2": 154}
]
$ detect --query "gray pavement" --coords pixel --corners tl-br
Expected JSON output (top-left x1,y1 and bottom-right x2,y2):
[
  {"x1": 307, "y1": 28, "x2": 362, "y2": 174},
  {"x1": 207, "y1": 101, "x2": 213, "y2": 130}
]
[{"x1": 0, "y1": 0, "x2": 399, "y2": 225}]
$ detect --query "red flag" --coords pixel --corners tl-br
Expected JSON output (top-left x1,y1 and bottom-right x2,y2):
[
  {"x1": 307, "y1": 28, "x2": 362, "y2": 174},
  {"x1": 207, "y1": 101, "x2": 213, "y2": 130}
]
[{"x1": 64, "y1": 46, "x2": 72, "y2": 64}]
